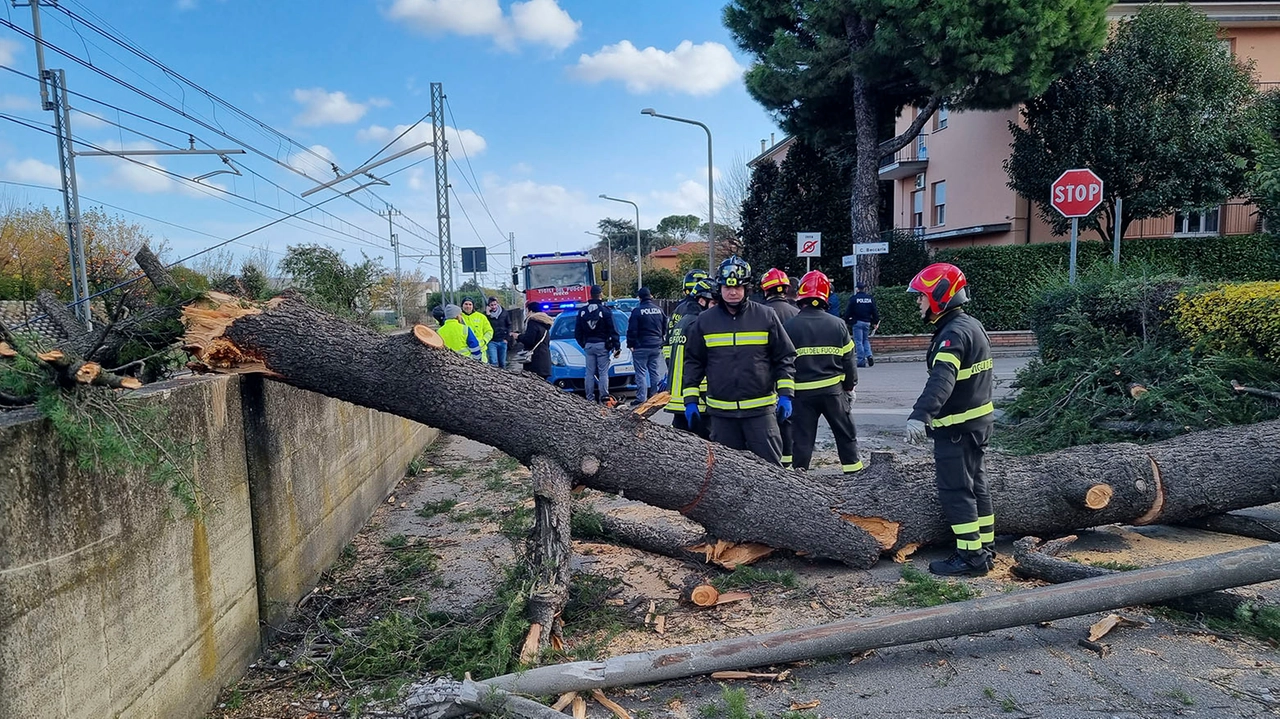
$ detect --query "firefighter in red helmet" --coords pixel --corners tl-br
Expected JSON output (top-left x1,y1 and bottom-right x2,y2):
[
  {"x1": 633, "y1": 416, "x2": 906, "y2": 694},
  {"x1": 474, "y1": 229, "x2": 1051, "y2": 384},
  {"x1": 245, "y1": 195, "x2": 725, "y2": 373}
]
[
  {"x1": 783, "y1": 271, "x2": 862, "y2": 475},
  {"x1": 905, "y1": 263, "x2": 996, "y2": 577}
]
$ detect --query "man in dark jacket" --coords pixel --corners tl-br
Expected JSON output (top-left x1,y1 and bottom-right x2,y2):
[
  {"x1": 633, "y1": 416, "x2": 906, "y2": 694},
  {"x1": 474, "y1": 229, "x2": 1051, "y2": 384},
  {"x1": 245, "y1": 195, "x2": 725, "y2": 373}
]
[
  {"x1": 627, "y1": 287, "x2": 667, "y2": 405},
  {"x1": 843, "y1": 282, "x2": 880, "y2": 367},
  {"x1": 905, "y1": 263, "x2": 996, "y2": 578},
  {"x1": 516, "y1": 300, "x2": 553, "y2": 379},
  {"x1": 665, "y1": 269, "x2": 708, "y2": 362},
  {"x1": 683, "y1": 256, "x2": 796, "y2": 464},
  {"x1": 485, "y1": 296, "x2": 512, "y2": 369},
  {"x1": 784, "y1": 271, "x2": 861, "y2": 474},
  {"x1": 575, "y1": 285, "x2": 620, "y2": 403}
]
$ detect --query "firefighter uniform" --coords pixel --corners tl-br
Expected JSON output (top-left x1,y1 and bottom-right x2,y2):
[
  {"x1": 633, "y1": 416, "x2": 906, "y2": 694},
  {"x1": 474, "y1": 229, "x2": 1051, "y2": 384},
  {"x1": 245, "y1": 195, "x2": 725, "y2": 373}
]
[
  {"x1": 664, "y1": 270, "x2": 708, "y2": 361},
  {"x1": 910, "y1": 308, "x2": 995, "y2": 559},
  {"x1": 783, "y1": 304, "x2": 861, "y2": 473},
  {"x1": 683, "y1": 299, "x2": 796, "y2": 464},
  {"x1": 665, "y1": 295, "x2": 711, "y2": 440}
]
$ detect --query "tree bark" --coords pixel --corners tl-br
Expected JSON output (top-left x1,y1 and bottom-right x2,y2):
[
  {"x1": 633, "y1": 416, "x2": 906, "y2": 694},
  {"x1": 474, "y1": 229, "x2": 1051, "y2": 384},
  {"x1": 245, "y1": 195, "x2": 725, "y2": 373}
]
[
  {"x1": 183, "y1": 296, "x2": 1280, "y2": 569},
  {"x1": 1182, "y1": 509, "x2": 1280, "y2": 543},
  {"x1": 1011, "y1": 536, "x2": 1280, "y2": 628},
  {"x1": 396, "y1": 542, "x2": 1280, "y2": 705},
  {"x1": 36, "y1": 288, "x2": 87, "y2": 338},
  {"x1": 527, "y1": 456, "x2": 572, "y2": 649}
]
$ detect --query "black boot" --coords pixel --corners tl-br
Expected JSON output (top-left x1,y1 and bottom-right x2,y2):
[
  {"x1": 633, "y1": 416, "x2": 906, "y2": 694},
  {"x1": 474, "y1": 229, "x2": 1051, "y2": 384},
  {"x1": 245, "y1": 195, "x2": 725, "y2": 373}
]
[
  {"x1": 867, "y1": 356, "x2": 875, "y2": 367},
  {"x1": 928, "y1": 550, "x2": 993, "y2": 577},
  {"x1": 983, "y1": 543, "x2": 997, "y2": 562}
]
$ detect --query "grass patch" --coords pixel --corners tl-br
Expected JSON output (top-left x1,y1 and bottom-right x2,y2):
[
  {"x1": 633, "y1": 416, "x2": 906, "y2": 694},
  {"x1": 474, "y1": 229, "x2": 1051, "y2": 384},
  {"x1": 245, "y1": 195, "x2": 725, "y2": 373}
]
[
  {"x1": 329, "y1": 567, "x2": 531, "y2": 681},
  {"x1": 498, "y1": 505, "x2": 533, "y2": 540},
  {"x1": 1164, "y1": 688, "x2": 1195, "y2": 706},
  {"x1": 417, "y1": 498, "x2": 458, "y2": 518},
  {"x1": 381, "y1": 534, "x2": 408, "y2": 549},
  {"x1": 880, "y1": 564, "x2": 978, "y2": 608},
  {"x1": 1154, "y1": 603, "x2": 1280, "y2": 643},
  {"x1": 557, "y1": 574, "x2": 631, "y2": 661},
  {"x1": 698, "y1": 687, "x2": 766, "y2": 719},
  {"x1": 450, "y1": 506, "x2": 497, "y2": 522},
  {"x1": 1087, "y1": 559, "x2": 1141, "y2": 571},
  {"x1": 709, "y1": 565, "x2": 797, "y2": 592},
  {"x1": 383, "y1": 546, "x2": 439, "y2": 583},
  {"x1": 569, "y1": 505, "x2": 608, "y2": 539},
  {"x1": 333, "y1": 542, "x2": 358, "y2": 572}
]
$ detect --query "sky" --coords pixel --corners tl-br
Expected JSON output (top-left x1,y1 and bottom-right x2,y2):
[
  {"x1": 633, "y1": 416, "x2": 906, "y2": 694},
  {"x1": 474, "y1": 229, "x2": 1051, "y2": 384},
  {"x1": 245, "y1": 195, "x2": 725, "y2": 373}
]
[{"x1": 0, "y1": 0, "x2": 782, "y2": 287}]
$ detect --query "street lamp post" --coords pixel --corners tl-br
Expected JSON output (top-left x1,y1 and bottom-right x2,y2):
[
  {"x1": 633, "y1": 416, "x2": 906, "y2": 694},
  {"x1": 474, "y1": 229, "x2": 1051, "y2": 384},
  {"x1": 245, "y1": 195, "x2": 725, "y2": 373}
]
[
  {"x1": 598, "y1": 194, "x2": 642, "y2": 292},
  {"x1": 584, "y1": 230, "x2": 613, "y2": 299},
  {"x1": 641, "y1": 108, "x2": 715, "y2": 270}
]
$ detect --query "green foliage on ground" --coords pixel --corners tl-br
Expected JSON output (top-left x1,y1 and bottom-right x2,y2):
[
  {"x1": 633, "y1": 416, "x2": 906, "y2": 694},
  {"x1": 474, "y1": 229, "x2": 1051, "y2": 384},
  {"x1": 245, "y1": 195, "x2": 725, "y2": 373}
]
[
  {"x1": 709, "y1": 565, "x2": 798, "y2": 592},
  {"x1": 880, "y1": 564, "x2": 978, "y2": 607},
  {"x1": 999, "y1": 267, "x2": 1280, "y2": 453}
]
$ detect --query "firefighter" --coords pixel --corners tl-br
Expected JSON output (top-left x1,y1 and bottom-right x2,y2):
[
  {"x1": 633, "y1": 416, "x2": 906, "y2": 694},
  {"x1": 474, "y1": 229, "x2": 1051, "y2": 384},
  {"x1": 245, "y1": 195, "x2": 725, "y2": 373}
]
[
  {"x1": 663, "y1": 277, "x2": 715, "y2": 440},
  {"x1": 783, "y1": 271, "x2": 862, "y2": 474},
  {"x1": 665, "y1": 269, "x2": 708, "y2": 362},
  {"x1": 761, "y1": 268, "x2": 799, "y2": 464},
  {"x1": 683, "y1": 256, "x2": 796, "y2": 465},
  {"x1": 904, "y1": 263, "x2": 996, "y2": 577}
]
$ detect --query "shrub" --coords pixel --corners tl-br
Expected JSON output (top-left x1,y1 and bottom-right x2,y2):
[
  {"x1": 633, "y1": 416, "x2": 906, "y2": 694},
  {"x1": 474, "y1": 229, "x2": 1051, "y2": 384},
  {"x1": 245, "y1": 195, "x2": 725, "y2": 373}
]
[
  {"x1": 870, "y1": 285, "x2": 931, "y2": 335},
  {"x1": 1173, "y1": 281, "x2": 1280, "y2": 363}
]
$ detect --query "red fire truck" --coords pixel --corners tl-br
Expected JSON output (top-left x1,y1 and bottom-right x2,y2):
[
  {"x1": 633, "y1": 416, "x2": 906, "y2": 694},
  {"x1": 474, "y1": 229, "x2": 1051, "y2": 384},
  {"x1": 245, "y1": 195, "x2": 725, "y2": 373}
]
[{"x1": 512, "y1": 251, "x2": 597, "y2": 314}]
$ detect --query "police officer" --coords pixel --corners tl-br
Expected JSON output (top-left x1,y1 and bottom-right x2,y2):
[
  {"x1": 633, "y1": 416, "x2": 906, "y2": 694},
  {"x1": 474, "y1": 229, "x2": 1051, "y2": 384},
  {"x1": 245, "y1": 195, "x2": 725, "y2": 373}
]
[
  {"x1": 843, "y1": 282, "x2": 880, "y2": 367},
  {"x1": 665, "y1": 269, "x2": 708, "y2": 362},
  {"x1": 904, "y1": 263, "x2": 996, "y2": 577},
  {"x1": 664, "y1": 278, "x2": 715, "y2": 440},
  {"x1": 683, "y1": 256, "x2": 796, "y2": 465},
  {"x1": 783, "y1": 271, "x2": 862, "y2": 474}
]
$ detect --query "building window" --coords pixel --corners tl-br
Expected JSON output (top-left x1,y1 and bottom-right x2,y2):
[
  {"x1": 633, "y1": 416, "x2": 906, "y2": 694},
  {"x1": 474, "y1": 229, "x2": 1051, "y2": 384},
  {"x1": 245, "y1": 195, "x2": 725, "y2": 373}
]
[
  {"x1": 1174, "y1": 207, "x2": 1221, "y2": 236},
  {"x1": 934, "y1": 105, "x2": 949, "y2": 131},
  {"x1": 1218, "y1": 37, "x2": 1236, "y2": 58},
  {"x1": 932, "y1": 181, "x2": 946, "y2": 226},
  {"x1": 912, "y1": 189, "x2": 925, "y2": 229},
  {"x1": 915, "y1": 133, "x2": 928, "y2": 161}
]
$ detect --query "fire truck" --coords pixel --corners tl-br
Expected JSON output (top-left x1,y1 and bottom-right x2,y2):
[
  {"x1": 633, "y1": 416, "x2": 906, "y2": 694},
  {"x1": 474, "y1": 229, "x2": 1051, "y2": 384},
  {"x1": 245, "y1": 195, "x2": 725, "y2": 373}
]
[{"x1": 511, "y1": 251, "x2": 597, "y2": 314}]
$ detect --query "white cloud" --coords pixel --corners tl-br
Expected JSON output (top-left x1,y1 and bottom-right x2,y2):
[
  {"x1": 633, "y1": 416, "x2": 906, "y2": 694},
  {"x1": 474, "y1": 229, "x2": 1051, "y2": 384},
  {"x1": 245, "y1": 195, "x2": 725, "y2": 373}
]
[
  {"x1": 357, "y1": 123, "x2": 486, "y2": 157},
  {"x1": 649, "y1": 179, "x2": 709, "y2": 220},
  {"x1": 71, "y1": 110, "x2": 110, "y2": 130},
  {"x1": 385, "y1": 0, "x2": 579, "y2": 51},
  {"x1": 0, "y1": 39, "x2": 20, "y2": 66},
  {"x1": 2, "y1": 158, "x2": 60, "y2": 186},
  {"x1": 287, "y1": 144, "x2": 339, "y2": 178},
  {"x1": 90, "y1": 141, "x2": 216, "y2": 197},
  {"x1": 292, "y1": 88, "x2": 370, "y2": 127},
  {"x1": 0, "y1": 94, "x2": 35, "y2": 112},
  {"x1": 573, "y1": 40, "x2": 744, "y2": 96}
]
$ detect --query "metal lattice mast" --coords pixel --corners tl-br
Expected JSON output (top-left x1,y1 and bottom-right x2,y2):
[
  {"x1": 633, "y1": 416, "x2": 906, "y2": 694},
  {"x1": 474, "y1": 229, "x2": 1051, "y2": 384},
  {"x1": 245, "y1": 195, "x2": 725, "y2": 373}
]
[
  {"x1": 46, "y1": 69, "x2": 90, "y2": 325},
  {"x1": 431, "y1": 82, "x2": 453, "y2": 305}
]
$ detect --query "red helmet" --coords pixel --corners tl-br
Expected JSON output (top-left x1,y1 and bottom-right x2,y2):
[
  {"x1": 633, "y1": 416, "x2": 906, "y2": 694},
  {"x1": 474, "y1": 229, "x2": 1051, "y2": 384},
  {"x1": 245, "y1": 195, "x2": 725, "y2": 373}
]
[
  {"x1": 761, "y1": 268, "x2": 789, "y2": 293},
  {"x1": 797, "y1": 270, "x2": 831, "y2": 305},
  {"x1": 908, "y1": 263, "x2": 969, "y2": 316}
]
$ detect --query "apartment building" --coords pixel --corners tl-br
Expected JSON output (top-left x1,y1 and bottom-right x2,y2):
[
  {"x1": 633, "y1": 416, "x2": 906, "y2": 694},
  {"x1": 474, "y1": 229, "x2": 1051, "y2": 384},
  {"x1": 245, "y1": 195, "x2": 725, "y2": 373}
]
[{"x1": 750, "y1": 1, "x2": 1280, "y2": 248}]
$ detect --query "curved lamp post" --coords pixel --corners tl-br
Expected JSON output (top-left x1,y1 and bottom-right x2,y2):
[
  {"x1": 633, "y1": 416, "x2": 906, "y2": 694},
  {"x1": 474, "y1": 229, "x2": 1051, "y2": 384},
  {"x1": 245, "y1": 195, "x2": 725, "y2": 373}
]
[
  {"x1": 641, "y1": 108, "x2": 715, "y2": 270},
  {"x1": 598, "y1": 194, "x2": 642, "y2": 292}
]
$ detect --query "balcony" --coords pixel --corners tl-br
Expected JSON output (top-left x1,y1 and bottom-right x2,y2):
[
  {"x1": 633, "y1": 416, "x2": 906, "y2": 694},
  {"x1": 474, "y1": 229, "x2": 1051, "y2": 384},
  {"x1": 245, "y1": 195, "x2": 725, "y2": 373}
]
[{"x1": 879, "y1": 146, "x2": 928, "y2": 181}]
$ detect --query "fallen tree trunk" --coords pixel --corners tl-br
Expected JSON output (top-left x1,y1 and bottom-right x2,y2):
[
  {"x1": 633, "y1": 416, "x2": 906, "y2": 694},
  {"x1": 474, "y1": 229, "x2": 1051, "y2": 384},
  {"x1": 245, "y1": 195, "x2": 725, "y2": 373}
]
[
  {"x1": 1182, "y1": 509, "x2": 1280, "y2": 543},
  {"x1": 394, "y1": 542, "x2": 1280, "y2": 710},
  {"x1": 1011, "y1": 536, "x2": 1280, "y2": 624},
  {"x1": 183, "y1": 295, "x2": 1280, "y2": 567}
]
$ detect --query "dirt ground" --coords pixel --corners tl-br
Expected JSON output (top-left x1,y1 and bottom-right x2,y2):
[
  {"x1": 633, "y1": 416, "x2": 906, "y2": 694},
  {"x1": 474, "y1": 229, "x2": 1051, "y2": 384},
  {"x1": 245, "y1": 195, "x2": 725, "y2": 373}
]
[{"x1": 206, "y1": 430, "x2": 1280, "y2": 719}]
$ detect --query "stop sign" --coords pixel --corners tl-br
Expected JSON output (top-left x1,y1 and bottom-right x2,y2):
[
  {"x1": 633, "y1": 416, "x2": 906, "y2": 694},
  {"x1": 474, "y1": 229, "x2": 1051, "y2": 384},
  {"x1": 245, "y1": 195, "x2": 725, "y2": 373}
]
[{"x1": 1050, "y1": 168, "x2": 1104, "y2": 218}]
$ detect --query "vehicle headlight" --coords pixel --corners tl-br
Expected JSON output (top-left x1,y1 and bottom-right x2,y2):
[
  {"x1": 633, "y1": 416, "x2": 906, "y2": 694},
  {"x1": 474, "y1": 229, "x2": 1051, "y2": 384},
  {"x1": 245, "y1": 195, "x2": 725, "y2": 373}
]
[{"x1": 550, "y1": 345, "x2": 567, "y2": 367}]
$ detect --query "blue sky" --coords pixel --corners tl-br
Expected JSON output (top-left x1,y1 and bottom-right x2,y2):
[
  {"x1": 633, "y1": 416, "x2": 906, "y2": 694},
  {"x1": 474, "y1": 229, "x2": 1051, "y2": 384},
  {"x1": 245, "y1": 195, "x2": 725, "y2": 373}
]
[{"x1": 0, "y1": 0, "x2": 781, "y2": 286}]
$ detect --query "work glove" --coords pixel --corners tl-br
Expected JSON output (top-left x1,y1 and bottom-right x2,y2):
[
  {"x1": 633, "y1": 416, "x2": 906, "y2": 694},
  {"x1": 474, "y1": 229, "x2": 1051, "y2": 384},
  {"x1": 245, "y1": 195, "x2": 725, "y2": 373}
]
[
  {"x1": 776, "y1": 395, "x2": 792, "y2": 422},
  {"x1": 684, "y1": 402, "x2": 701, "y2": 428},
  {"x1": 905, "y1": 419, "x2": 928, "y2": 445}
]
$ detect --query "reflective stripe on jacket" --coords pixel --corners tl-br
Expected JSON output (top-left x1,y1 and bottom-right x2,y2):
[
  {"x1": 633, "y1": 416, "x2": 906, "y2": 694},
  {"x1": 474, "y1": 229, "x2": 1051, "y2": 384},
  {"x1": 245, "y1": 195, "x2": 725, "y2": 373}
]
[
  {"x1": 439, "y1": 320, "x2": 483, "y2": 360},
  {"x1": 665, "y1": 305, "x2": 707, "y2": 412},
  {"x1": 462, "y1": 311, "x2": 493, "y2": 354},
  {"x1": 783, "y1": 306, "x2": 857, "y2": 395},
  {"x1": 909, "y1": 309, "x2": 994, "y2": 433},
  {"x1": 682, "y1": 300, "x2": 796, "y2": 418}
]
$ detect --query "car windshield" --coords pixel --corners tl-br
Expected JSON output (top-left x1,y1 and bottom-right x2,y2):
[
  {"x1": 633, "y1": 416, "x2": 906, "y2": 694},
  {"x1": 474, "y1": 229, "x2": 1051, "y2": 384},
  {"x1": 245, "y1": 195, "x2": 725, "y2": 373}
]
[
  {"x1": 526, "y1": 261, "x2": 591, "y2": 290},
  {"x1": 549, "y1": 310, "x2": 628, "y2": 341}
]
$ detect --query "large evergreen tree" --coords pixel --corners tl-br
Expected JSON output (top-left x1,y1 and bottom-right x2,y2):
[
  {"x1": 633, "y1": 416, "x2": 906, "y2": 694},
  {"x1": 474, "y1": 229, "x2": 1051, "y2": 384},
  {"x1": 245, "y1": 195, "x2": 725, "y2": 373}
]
[
  {"x1": 1006, "y1": 5, "x2": 1259, "y2": 243},
  {"x1": 724, "y1": 0, "x2": 1110, "y2": 244}
]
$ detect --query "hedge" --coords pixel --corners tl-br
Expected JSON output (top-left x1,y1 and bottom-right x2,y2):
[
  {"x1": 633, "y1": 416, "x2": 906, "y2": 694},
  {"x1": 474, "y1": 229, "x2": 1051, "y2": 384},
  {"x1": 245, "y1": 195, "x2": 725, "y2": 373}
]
[
  {"x1": 1174, "y1": 281, "x2": 1280, "y2": 363},
  {"x1": 870, "y1": 286, "x2": 932, "y2": 335},
  {"x1": 931, "y1": 234, "x2": 1280, "y2": 330}
]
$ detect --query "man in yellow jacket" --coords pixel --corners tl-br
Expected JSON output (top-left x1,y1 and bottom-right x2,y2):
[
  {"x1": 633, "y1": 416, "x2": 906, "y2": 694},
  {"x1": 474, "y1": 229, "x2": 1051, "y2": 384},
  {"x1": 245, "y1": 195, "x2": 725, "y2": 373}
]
[
  {"x1": 461, "y1": 298, "x2": 494, "y2": 363},
  {"x1": 438, "y1": 304, "x2": 483, "y2": 360}
]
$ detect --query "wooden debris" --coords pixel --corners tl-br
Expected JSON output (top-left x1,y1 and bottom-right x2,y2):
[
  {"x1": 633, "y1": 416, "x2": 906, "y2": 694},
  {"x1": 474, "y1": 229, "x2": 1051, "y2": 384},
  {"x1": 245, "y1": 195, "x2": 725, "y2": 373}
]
[
  {"x1": 571, "y1": 694, "x2": 587, "y2": 719},
  {"x1": 630, "y1": 391, "x2": 670, "y2": 419},
  {"x1": 1088, "y1": 614, "x2": 1144, "y2": 642},
  {"x1": 36, "y1": 349, "x2": 64, "y2": 362},
  {"x1": 1232, "y1": 379, "x2": 1280, "y2": 402},
  {"x1": 654, "y1": 615, "x2": 666, "y2": 635},
  {"x1": 688, "y1": 539, "x2": 775, "y2": 569},
  {"x1": 709, "y1": 670, "x2": 790, "y2": 682},
  {"x1": 789, "y1": 700, "x2": 821, "y2": 711},
  {"x1": 893, "y1": 543, "x2": 921, "y2": 563},
  {"x1": 849, "y1": 649, "x2": 875, "y2": 665},
  {"x1": 0, "y1": 341, "x2": 15, "y2": 358},
  {"x1": 643, "y1": 600, "x2": 657, "y2": 626},
  {"x1": 591, "y1": 689, "x2": 632, "y2": 719},
  {"x1": 519, "y1": 623, "x2": 543, "y2": 664},
  {"x1": 715, "y1": 591, "x2": 751, "y2": 606},
  {"x1": 412, "y1": 324, "x2": 444, "y2": 349},
  {"x1": 687, "y1": 584, "x2": 720, "y2": 607},
  {"x1": 550, "y1": 692, "x2": 576, "y2": 712}
]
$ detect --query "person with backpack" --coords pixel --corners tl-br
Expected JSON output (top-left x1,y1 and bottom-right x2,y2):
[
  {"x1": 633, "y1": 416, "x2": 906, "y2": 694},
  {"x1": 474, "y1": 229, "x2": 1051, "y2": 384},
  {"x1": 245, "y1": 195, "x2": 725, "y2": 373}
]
[{"x1": 575, "y1": 285, "x2": 620, "y2": 403}]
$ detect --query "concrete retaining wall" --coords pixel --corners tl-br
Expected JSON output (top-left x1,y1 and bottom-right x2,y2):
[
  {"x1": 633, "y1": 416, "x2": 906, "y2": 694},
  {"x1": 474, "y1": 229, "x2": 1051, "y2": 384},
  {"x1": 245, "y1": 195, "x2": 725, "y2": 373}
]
[{"x1": 0, "y1": 374, "x2": 437, "y2": 718}]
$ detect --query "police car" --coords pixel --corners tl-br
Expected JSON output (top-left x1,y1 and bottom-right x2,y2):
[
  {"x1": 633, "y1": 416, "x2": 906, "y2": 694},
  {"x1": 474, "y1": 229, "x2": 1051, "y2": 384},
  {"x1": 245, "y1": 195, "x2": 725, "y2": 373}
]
[{"x1": 546, "y1": 308, "x2": 637, "y2": 395}]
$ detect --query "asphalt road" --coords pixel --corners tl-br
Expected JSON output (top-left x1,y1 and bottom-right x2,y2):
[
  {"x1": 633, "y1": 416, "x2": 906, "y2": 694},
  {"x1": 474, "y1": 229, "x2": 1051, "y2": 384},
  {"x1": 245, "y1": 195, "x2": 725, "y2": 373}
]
[{"x1": 850, "y1": 353, "x2": 1031, "y2": 429}]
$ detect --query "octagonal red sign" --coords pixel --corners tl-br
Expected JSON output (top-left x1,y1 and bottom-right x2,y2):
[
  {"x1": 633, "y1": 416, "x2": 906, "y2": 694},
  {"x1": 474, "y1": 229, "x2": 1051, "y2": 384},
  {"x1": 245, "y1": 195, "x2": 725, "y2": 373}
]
[{"x1": 1050, "y1": 168, "x2": 1104, "y2": 218}]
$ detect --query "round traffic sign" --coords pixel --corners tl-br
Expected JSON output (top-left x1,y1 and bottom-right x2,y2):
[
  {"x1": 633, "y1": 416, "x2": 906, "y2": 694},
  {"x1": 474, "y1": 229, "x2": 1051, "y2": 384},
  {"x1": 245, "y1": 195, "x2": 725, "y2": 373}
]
[{"x1": 1050, "y1": 168, "x2": 1104, "y2": 218}]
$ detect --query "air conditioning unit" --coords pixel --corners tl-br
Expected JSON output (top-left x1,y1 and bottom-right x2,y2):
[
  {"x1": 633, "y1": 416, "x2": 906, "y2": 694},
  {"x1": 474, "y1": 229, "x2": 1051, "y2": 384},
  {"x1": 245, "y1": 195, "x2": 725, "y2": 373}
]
[{"x1": 914, "y1": 173, "x2": 926, "y2": 190}]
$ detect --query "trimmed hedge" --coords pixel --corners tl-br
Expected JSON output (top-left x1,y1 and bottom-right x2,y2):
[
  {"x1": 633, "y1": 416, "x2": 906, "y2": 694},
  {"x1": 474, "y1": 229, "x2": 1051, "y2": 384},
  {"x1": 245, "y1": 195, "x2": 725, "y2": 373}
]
[
  {"x1": 1174, "y1": 281, "x2": 1280, "y2": 363},
  {"x1": 870, "y1": 286, "x2": 932, "y2": 335},
  {"x1": 932, "y1": 234, "x2": 1280, "y2": 331}
]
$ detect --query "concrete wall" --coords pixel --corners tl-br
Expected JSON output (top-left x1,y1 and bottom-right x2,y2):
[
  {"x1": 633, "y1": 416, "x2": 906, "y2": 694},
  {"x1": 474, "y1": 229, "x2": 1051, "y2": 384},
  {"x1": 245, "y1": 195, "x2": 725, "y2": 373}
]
[{"x1": 0, "y1": 374, "x2": 437, "y2": 718}]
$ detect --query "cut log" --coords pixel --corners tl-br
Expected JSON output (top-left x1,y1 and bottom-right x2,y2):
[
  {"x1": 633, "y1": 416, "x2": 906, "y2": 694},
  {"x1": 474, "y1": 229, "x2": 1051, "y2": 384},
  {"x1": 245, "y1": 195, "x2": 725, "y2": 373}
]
[
  {"x1": 1233, "y1": 379, "x2": 1280, "y2": 402},
  {"x1": 687, "y1": 584, "x2": 720, "y2": 607},
  {"x1": 182, "y1": 295, "x2": 1280, "y2": 567},
  {"x1": 527, "y1": 456, "x2": 572, "y2": 649},
  {"x1": 1182, "y1": 509, "x2": 1280, "y2": 542},
  {"x1": 36, "y1": 288, "x2": 88, "y2": 337},
  {"x1": 427, "y1": 543, "x2": 1280, "y2": 701},
  {"x1": 1011, "y1": 536, "x2": 1280, "y2": 625}
]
